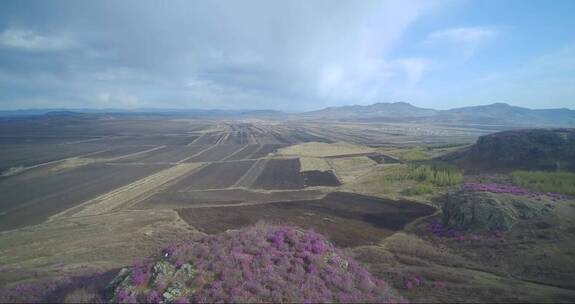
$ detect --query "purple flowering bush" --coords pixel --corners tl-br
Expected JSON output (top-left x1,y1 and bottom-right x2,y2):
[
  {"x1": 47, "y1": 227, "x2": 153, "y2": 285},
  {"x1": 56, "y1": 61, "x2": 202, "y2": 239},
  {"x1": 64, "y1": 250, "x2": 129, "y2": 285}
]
[
  {"x1": 110, "y1": 223, "x2": 406, "y2": 303},
  {"x1": 425, "y1": 219, "x2": 502, "y2": 241},
  {"x1": 463, "y1": 183, "x2": 569, "y2": 200}
]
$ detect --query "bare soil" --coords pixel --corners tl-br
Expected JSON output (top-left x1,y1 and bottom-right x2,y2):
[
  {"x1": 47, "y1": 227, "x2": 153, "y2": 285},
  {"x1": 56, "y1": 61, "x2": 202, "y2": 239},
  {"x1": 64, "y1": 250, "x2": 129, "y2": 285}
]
[
  {"x1": 177, "y1": 192, "x2": 436, "y2": 247},
  {"x1": 0, "y1": 163, "x2": 169, "y2": 231},
  {"x1": 224, "y1": 145, "x2": 261, "y2": 161},
  {"x1": 169, "y1": 160, "x2": 256, "y2": 190},
  {"x1": 302, "y1": 170, "x2": 341, "y2": 187},
  {"x1": 184, "y1": 145, "x2": 244, "y2": 162},
  {"x1": 252, "y1": 158, "x2": 305, "y2": 190},
  {"x1": 135, "y1": 189, "x2": 324, "y2": 209}
]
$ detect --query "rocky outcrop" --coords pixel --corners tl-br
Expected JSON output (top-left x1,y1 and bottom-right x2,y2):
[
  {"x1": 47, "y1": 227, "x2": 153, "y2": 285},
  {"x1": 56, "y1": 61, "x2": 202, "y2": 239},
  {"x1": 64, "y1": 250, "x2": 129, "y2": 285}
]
[
  {"x1": 447, "y1": 128, "x2": 575, "y2": 172},
  {"x1": 442, "y1": 189, "x2": 553, "y2": 231},
  {"x1": 104, "y1": 224, "x2": 405, "y2": 303}
]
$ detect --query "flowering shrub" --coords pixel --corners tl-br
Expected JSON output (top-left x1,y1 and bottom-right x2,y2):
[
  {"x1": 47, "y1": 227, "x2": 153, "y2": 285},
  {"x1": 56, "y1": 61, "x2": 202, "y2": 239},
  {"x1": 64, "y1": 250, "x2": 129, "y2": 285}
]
[
  {"x1": 425, "y1": 219, "x2": 504, "y2": 241},
  {"x1": 0, "y1": 270, "x2": 107, "y2": 303},
  {"x1": 463, "y1": 183, "x2": 569, "y2": 200},
  {"x1": 111, "y1": 223, "x2": 406, "y2": 303}
]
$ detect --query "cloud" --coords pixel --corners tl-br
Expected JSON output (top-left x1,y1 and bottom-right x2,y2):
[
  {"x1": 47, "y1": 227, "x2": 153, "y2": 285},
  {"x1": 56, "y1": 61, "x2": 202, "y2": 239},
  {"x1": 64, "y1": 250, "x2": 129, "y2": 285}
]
[
  {"x1": 0, "y1": 0, "x2": 442, "y2": 110},
  {"x1": 97, "y1": 91, "x2": 139, "y2": 107},
  {"x1": 392, "y1": 58, "x2": 431, "y2": 87},
  {"x1": 425, "y1": 26, "x2": 496, "y2": 59},
  {"x1": 0, "y1": 28, "x2": 73, "y2": 51},
  {"x1": 428, "y1": 27, "x2": 495, "y2": 44}
]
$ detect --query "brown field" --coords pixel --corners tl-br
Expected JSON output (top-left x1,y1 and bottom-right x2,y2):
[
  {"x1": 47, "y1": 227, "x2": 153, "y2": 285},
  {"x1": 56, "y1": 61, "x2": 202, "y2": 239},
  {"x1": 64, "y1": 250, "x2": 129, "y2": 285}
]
[
  {"x1": 177, "y1": 192, "x2": 436, "y2": 247},
  {"x1": 168, "y1": 160, "x2": 256, "y2": 190},
  {"x1": 91, "y1": 135, "x2": 197, "y2": 146},
  {"x1": 302, "y1": 170, "x2": 341, "y2": 187},
  {"x1": 86, "y1": 146, "x2": 153, "y2": 159},
  {"x1": 184, "y1": 145, "x2": 244, "y2": 162},
  {"x1": 116, "y1": 145, "x2": 210, "y2": 163},
  {"x1": 224, "y1": 144, "x2": 261, "y2": 160},
  {"x1": 252, "y1": 158, "x2": 305, "y2": 190},
  {"x1": 0, "y1": 163, "x2": 169, "y2": 231},
  {"x1": 135, "y1": 189, "x2": 325, "y2": 209},
  {"x1": 0, "y1": 143, "x2": 107, "y2": 173},
  {"x1": 248, "y1": 144, "x2": 285, "y2": 159}
]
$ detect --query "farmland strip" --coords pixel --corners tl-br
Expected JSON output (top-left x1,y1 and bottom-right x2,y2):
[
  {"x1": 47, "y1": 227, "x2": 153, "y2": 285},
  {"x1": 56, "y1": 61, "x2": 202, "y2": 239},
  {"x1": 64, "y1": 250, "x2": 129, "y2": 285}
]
[
  {"x1": 220, "y1": 145, "x2": 249, "y2": 161},
  {"x1": 233, "y1": 158, "x2": 269, "y2": 188},
  {"x1": 177, "y1": 145, "x2": 218, "y2": 163},
  {"x1": 53, "y1": 163, "x2": 204, "y2": 218}
]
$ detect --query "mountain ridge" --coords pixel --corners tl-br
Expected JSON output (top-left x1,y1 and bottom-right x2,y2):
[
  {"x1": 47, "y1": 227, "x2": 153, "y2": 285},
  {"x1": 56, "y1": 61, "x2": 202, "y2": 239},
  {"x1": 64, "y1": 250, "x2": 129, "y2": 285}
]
[
  {"x1": 302, "y1": 102, "x2": 575, "y2": 127},
  {"x1": 1, "y1": 101, "x2": 574, "y2": 127}
]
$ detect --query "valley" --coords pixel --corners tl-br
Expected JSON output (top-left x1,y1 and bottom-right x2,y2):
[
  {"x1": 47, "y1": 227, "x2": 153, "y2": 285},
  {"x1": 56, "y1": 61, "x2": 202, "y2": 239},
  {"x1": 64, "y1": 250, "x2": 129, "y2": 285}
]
[{"x1": 0, "y1": 115, "x2": 574, "y2": 302}]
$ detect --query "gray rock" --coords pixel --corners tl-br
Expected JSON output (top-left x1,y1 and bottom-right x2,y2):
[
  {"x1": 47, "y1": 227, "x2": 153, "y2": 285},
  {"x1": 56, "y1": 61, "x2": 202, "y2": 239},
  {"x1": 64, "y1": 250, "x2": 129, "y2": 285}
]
[
  {"x1": 443, "y1": 190, "x2": 552, "y2": 231},
  {"x1": 150, "y1": 261, "x2": 175, "y2": 287},
  {"x1": 174, "y1": 263, "x2": 196, "y2": 282},
  {"x1": 162, "y1": 281, "x2": 185, "y2": 302},
  {"x1": 106, "y1": 267, "x2": 130, "y2": 292},
  {"x1": 107, "y1": 261, "x2": 198, "y2": 303}
]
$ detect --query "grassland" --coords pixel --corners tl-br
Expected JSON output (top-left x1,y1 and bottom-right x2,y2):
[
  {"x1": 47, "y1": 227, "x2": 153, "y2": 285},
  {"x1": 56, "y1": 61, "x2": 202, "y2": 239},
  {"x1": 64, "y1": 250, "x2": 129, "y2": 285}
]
[
  {"x1": 342, "y1": 162, "x2": 462, "y2": 200},
  {"x1": 512, "y1": 170, "x2": 575, "y2": 195},
  {"x1": 327, "y1": 156, "x2": 377, "y2": 183},
  {"x1": 298, "y1": 157, "x2": 331, "y2": 172},
  {"x1": 276, "y1": 142, "x2": 374, "y2": 157}
]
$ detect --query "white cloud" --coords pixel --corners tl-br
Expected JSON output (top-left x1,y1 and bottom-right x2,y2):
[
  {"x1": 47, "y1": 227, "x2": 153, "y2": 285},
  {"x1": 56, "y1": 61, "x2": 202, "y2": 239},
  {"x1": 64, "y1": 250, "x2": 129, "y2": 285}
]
[
  {"x1": 393, "y1": 58, "x2": 431, "y2": 87},
  {"x1": 428, "y1": 27, "x2": 495, "y2": 43},
  {"x1": 426, "y1": 26, "x2": 496, "y2": 59},
  {"x1": 97, "y1": 91, "x2": 139, "y2": 107},
  {"x1": 0, "y1": 29, "x2": 73, "y2": 51},
  {"x1": 0, "y1": 1, "x2": 444, "y2": 110}
]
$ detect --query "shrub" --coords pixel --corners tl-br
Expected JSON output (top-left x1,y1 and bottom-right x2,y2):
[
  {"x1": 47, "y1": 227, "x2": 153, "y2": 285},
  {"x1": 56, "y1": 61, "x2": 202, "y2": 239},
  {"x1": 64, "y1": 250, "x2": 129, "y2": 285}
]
[
  {"x1": 398, "y1": 148, "x2": 429, "y2": 162},
  {"x1": 408, "y1": 164, "x2": 463, "y2": 186},
  {"x1": 464, "y1": 182, "x2": 569, "y2": 200},
  {"x1": 110, "y1": 224, "x2": 406, "y2": 303},
  {"x1": 401, "y1": 184, "x2": 434, "y2": 196}
]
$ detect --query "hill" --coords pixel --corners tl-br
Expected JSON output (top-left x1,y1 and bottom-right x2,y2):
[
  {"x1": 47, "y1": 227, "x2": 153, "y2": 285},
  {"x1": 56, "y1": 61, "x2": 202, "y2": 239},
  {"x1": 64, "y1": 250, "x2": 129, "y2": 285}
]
[
  {"x1": 301, "y1": 102, "x2": 437, "y2": 120},
  {"x1": 435, "y1": 102, "x2": 575, "y2": 126},
  {"x1": 0, "y1": 224, "x2": 405, "y2": 303},
  {"x1": 301, "y1": 102, "x2": 575, "y2": 127},
  {"x1": 446, "y1": 128, "x2": 575, "y2": 172}
]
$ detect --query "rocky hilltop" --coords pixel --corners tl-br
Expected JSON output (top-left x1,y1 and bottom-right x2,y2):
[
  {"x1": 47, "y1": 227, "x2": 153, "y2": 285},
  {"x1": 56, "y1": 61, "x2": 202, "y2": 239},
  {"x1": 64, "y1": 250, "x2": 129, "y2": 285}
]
[
  {"x1": 105, "y1": 224, "x2": 404, "y2": 303},
  {"x1": 448, "y1": 128, "x2": 575, "y2": 172}
]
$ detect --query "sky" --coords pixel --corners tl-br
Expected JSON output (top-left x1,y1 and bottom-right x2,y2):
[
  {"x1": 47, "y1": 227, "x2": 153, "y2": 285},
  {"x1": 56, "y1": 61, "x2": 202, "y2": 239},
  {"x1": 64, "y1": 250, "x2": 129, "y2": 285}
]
[{"x1": 0, "y1": 0, "x2": 574, "y2": 111}]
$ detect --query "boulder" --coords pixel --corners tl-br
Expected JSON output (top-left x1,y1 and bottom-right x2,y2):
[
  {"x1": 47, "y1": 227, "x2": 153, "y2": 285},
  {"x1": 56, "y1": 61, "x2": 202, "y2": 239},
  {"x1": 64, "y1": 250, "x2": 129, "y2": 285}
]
[{"x1": 442, "y1": 189, "x2": 553, "y2": 231}]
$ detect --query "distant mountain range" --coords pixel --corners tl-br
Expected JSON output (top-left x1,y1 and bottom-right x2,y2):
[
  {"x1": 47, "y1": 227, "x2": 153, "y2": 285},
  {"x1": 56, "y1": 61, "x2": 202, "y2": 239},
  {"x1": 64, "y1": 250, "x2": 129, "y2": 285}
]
[
  {"x1": 1, "y1": 102, "x2": 574, "y2": 127},
  {"x1": 300, "y1": 102, "x2": 575, "y2": 127}
]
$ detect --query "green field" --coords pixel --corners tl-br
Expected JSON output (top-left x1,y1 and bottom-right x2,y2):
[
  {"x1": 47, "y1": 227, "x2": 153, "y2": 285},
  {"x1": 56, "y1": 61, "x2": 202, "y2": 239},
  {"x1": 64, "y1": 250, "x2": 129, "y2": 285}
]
[{"x1": 512, "y1": 170, "x2": 575, "y2": 195}]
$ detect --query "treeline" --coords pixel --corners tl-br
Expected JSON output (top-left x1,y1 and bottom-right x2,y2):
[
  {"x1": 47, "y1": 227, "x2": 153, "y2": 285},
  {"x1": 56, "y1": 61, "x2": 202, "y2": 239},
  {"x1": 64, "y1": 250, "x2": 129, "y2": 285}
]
[
  {"x1": 383, "y1": 163, "x2": 463, "y2": 187},
  {"x1": 408, "y1": 164, "x2": 463, "y2": 186}
]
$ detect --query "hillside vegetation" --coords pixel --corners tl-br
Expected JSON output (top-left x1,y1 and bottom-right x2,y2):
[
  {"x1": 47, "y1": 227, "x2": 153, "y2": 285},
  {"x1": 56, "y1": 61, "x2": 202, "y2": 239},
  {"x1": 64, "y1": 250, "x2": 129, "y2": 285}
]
[
  {"x1": 450, "y1": 128, "x2": 575, "y2": 172},
  {"x1": 512, "y1": 170, "x2": 575, "y2": 195}
]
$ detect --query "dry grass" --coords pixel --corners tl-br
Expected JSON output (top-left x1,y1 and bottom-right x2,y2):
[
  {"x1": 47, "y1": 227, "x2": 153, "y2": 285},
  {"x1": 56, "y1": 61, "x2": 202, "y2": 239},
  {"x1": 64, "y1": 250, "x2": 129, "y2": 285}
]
[
  {"x1": 0, "y1": 209, "x2": 195, "y2": 286},
  {"x1": 299, "y1": 157, "x2": 331, "y2": 172},
  {"x1": 277, "y1": 142, "x2": 374, "y2": 157},
  {"x1": 63, "y1": 287, "x2": 99, "y2": 303},
  {"x1": 352, "y1": 224, "x2": 575, "y2": 303},
  {"x1": 342, "y1": 164, "x2": 437, "y2": 200},
  {"x1": 327, "y1": 156, "x2": 377, "y2": 183}
]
